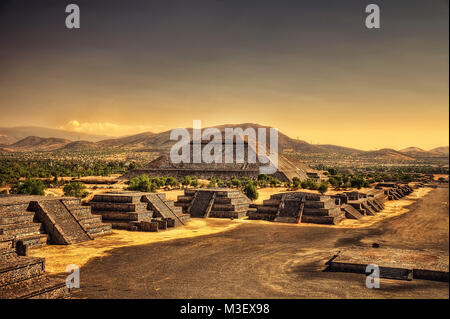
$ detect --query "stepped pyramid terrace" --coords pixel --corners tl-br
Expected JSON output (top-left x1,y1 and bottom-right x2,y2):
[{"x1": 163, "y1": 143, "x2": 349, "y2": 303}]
[
  {"x1": 121, "y1": 139, "x2": 324, "y2": 182},
  {"x1": 175, "y1": 188, "x2": 250, "y2": 219},
  {"x1": 88, "y1": 192, "x2": 190, "y2": 232},
  {"x1": 248, "y1": 192, "x2": 346, "y2": 225},
  {"x1": 0, "y1": 195, "x2": 112, "y2": 250},
  {"x1": 0, "y1": 234, "x2": 69, "y2": 299}
]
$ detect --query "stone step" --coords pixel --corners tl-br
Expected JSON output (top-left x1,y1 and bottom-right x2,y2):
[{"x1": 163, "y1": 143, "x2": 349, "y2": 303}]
[
  {"x1": 16, "y1": 233, "x2": 49, "y2": 249},
  {"x1": 247, "y1": 211, "x2": 276, "y2": 221},
  {"x1": 0, "y1": 256, "x2": 45, "y2": 287},
  {"x1": 60, "y1": 198, "x2": 82, "y2": 207},
  {"x1": 256, "y1": 205, "x2": 278, "y2": 213},
  {"x1": 176, "y1": 195, "x2": 193, "y2": 203},
  {"x1": 91, "y1": 211, "x2": 153, "y2": 221},
  {"x1": 214, "y1": 197, "x2": 248, "y2": 205},
  {"x1": 0, "y1": 211, "x2": 36, "y2": 225},
  {"x1": 66, "y1": 206, "x2": 91, "y2": 219},
  {"x1": 212, "y1": 203, "x2": 249, "y2": 211},
  {"x1": 301, "y1": 214, "x2": 345, "y2": 225},
  {"x1": 0, "y1": 222, "x2": 43, "y2": 237},
  {"x1": 304, "y1": 199, "x2": 335, "y2": 209},
  {"x1": 89, "y1": 202, "x2": 148, "y2": 212},
  {"x1": 209, "y1": 211, "x2": 247, "y2": 219},
  {"x1": 0, "y1": 203, "x2": 30, "y2": 215},
  {"x1": 91, "y1": 193, "x2": 145, "y2": 204},
  {"x1": 0, "y1": 274, "x2": 69, "y2": 299},
  {"x1": 78, "y1": 216, "x2": 103, "y2": 226},
  {"x1": 84, "y1": 224, "x2": 113, "y2": 237},
  {"x1": 302, "y1": 207, "x2": 342, "y2": 217}
]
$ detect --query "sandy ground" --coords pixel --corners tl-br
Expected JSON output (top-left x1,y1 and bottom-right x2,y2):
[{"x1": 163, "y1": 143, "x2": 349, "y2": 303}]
[
  {"x1": 31, "y1": 188, "x2": 436, "y2": 275},
  {"x1": 60, "y1": 186, "x2": 448, "y2": 299}
]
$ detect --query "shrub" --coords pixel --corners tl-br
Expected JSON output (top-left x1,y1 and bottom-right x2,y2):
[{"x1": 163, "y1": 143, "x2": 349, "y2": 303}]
[
  {"x1": 63, "y1": 182, "x2": 89, "y2": 198},
  {"x1": 243, "y1": 182, "x2": 259, "y2": 201},
  {"x1": 318, "y1": 181, "x2": 329, "y2": 194},
  {"x1": 190, "y1": 179, "x2": 199, "y2": 187},
  {"x1": 12, "y1": 179, "x2": 47, "y2": 195},
  {"x1": 128, "y1": 174, "x2": 156, "y2": 192},
  {"x1": 292, "y1": 177, "x2": 301, "y2": 189}
]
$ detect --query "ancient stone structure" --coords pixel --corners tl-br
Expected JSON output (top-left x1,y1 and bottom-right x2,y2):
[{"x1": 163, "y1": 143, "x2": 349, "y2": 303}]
[
  {"x1": 175, "y1": 188, "x2": 250, "y2": 219},
  {"x1": 375, "y1": 183, "x2": 413, "y2": 200},
  {"x1": 0, "y1": 195, "x2": 111, "y2": 248},
  {"x1": 248, "y1": 192, "x2": 345, "y2": 225},
  {"x1": 327, "y1": 248, "x2": 449, "y2": 282},
  {"x1": 0, "y1": 235, "x2": 68, "y2": 299},
  {"x1": 331, "y1": 191, "x2": 385, "y2": 218},
  {"x1": 88, "y1": 192, "x2": 190, "y2": 232},
  {"x1": 121, "y1": 139, "x2": 322, "y2": 182}
]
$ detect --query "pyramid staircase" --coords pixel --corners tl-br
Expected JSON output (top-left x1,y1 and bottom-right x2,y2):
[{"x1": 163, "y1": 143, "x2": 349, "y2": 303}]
[
  {"x1": 248, "y1": 192, "x2": 346, "y2": 225},
  {"x1": 0, "y1": 196, "x2": 112, "y2": 248},
  {"x1": 88, "y1": 192, "x2": 189, "y2": 232},
  {"x1": 0, "y1": 200, "x2": 49, "y2": 249},
  {"x1": 0, "y1": 235, "x2": 68, "y2": 299},
  {"x1": 175, "y1": 189, "x2": 249, "y2": 219}
]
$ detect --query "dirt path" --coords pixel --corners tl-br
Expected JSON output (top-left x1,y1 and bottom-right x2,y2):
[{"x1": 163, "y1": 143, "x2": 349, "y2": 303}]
[{"x1": 69, "y1": 187, "x2": 448, "y2": 299}]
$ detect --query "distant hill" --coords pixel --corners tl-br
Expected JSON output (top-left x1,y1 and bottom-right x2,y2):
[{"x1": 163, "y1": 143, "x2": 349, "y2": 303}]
[
  {"x1": 0, "y1": 124, "x2": 447, "y2": 164},
  {"x1": 365, "y1": 148, "x2": 415, "y2": 161},
  {"x1": 61, "y1": 140, "x2": 98, "y2": 151},
  {"x1": 399, "y1": 147, "x2": 426, "y2": 153},
  {"x1": 0, "y1": 126, "x2": 111, "y2": 144},
  {"x1": 430, "y1": 146, "x2": 449, "y2": 155},
  {"x1": 8, "y1": 136, "x2": 71, "y2": 151}
]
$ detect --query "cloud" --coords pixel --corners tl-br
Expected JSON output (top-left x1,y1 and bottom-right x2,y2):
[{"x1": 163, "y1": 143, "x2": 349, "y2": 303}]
[{"x1": 60, "y1": 120, "x2": 161, "y2": 136}]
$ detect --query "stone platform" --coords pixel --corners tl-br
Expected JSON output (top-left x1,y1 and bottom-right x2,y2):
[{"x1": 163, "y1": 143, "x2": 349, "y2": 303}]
[
  {"x1": 248, "y1": 192, "x2": 345, "y2": 225},
  {"x1": 175, "y1": 188, "x2": 250, "y2": 219},
  {"x1": 327, "y1": 248, "x2": 449, "y2": 282},
  {"x1": 0, "y1": 235, "x2": 69, "y2": 299},
  {"x1": 0, "y1": 195, "x2": 112, "y2": 249},
  {"x1": 88, "y1": 192, "x2": 190, "y2": 232}
]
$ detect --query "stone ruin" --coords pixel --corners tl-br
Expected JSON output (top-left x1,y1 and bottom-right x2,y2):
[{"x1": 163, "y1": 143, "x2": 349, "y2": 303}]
[
  {"x1": 375, "y1": 183, "x2": 414, "y2": 200},
  {"x1": 331, "y1": 190, "x2": 386, "y2": 219},
  {"x1": 88, "y1": 192, "x2": 190, "y2": 232},
  {"x1": 175, "y1": 188, "x2": 250, "y2": 219},
  {"x1": 248, "y1": 192, "x2": 345, "y2": 225},
  {"x1": 0, "y1": 195, "x2": 115, "y2": 299},
  {"x1": 248, "y1": 183, "x2": 415, "y2": 225},
  {"x1": 0, "y1": 234, "x2": 68, "y2": 299},
  {"x1": 0, "y1": 195, "x2": 112, "y2": 249}
]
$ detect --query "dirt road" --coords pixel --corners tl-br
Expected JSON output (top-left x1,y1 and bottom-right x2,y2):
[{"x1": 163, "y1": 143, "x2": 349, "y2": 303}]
[{"x1": 72, "y1": 187, "x2": 449, "y2": 299}]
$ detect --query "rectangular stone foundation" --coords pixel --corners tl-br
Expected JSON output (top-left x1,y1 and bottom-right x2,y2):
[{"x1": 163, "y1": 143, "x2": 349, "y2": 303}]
[{"x1": 327, "y1": 248, "x2": 449, "y2": 282}]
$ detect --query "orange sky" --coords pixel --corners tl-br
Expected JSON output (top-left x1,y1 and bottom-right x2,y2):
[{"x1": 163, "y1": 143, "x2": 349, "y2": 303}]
[{"x1": 0, "y1": 0, "x2": 448, "y2": 150}]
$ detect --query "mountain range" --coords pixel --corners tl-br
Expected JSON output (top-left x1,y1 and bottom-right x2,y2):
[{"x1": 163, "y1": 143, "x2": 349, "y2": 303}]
[{"x1": 0, "y1": 125, "x2": 448, "y2": 160}]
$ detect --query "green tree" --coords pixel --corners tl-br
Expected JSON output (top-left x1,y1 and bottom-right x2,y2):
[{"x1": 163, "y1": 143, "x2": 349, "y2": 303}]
[
  {"x1": 318, "y1": 181, "x2": 329, "y2": 194},
  {"x1": 181, "y1": 176, "x2": 192, "y2": 188},
  {"x1": 292, "y1": 177, "x2": 301, "y2": 189},
  {"x1": 190, "y1": 179, "x2": 199, "y2": 187},
  {"x1": 63, "y1": 182, "x2": 89, "y2": 198},
  {"x1": 243, "y1": 182, "x2": 259, "y2": 201},
  {"x1": 128, "y1": 174, "x2": 156, "y2": 192},
  {"x1": 12, "y1": 179, "x2": 47, "y2": 195}
]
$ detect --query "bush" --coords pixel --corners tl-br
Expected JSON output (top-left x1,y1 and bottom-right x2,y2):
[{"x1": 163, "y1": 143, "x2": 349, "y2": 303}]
[
  {"x1": 190, "y1": 179, "x2": 199, "y2": 187},
  {"x1": 128, "y1": 174, "x2": 156, "y2": 192},
  {"x1": 12, "y1": 179, "x2": 47, "y2": 195},
  {"x1": 181, "y1": 176, "x2": 191, "y2": 187},
  {"x1": 318, "y1": 181, "x2": 329, "y2": 194},
  {"x1": 63, "y1": 182, "x2": 89, "y2": 198},
  {"x1": 165, "y1": 177, "x2": 179, "y2": 188},
  {"x1": 292, "y1": 177, "x2": 301, "y2": 189},
  {"x1": 243, "y1": 182, "x2": 259, "y2": 201}
]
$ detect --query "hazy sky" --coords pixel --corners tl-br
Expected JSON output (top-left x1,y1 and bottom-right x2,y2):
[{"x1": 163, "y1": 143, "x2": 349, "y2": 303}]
[{"x1": 0, "y1": 0, "x2": 448, "y2": 150}]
